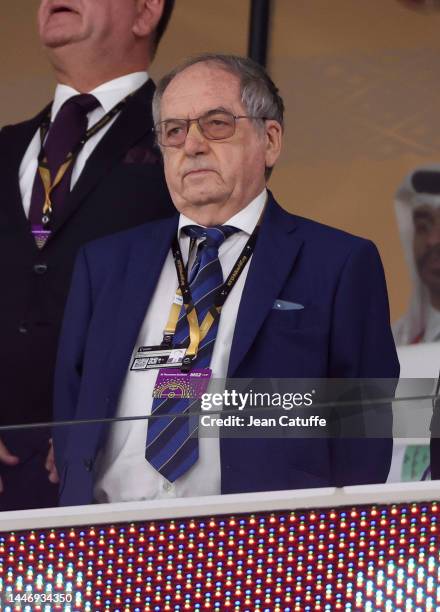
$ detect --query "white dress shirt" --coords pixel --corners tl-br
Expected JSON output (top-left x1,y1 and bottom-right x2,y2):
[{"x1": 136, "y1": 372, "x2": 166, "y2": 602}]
[
  {"x1": 18, "y1": 72, "x2": 149, "y2": 216},
  {"x1": 94, "y1": 189, "x2": 267, "y2": 503}
]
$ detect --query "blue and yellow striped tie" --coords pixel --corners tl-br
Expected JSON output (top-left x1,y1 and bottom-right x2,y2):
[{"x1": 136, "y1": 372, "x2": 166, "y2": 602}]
[{"x1": 145, "y1": 225, "x2": 239, "y2": 482}]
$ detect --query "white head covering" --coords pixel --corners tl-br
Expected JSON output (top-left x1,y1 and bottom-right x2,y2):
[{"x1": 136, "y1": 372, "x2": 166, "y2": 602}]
[{"x1": 393, "y1": 164, "x2": 440, "y2": 345}]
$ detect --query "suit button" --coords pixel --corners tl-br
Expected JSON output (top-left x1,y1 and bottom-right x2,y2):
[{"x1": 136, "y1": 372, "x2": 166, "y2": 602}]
[
  {"x1": 83, "y1": 459, "x2": 93, "y2": 472},
  {"x1": 34, "y1": 264, "x2": 48, "y2": 275},
  {"x1": 18, "y1": 321, "x2": 29, "y2": 334}
]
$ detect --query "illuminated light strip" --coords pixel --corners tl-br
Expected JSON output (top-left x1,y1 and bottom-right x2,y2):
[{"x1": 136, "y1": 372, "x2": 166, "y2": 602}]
[{"x1": 0, "y1": 501, "x2": 439, "y2": 610}]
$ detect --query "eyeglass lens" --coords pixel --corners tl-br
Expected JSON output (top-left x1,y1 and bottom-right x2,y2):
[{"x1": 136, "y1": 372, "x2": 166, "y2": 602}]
[{"x1": 159, "y1": 112, "x2": 236, "y2": 146}]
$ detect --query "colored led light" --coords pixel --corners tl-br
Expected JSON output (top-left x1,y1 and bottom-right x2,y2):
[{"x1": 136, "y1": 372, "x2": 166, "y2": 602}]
[{"x1": 0, "y1": 502, "x2": 438, "y2": 609}]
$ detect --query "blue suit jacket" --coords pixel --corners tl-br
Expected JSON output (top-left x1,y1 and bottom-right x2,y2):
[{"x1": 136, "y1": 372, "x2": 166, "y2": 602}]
[{"x1": 54, "y1": 194, "x2": 399, "y2": 505}]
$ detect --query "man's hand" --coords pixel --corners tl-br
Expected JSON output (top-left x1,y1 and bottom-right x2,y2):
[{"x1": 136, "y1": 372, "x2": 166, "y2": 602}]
[
  {"x1": 45, "y1": 439, "x2": 60, "y2": 484},
  {"x1": 0, "y1": 437, "x2": 20, "y2": 493}
]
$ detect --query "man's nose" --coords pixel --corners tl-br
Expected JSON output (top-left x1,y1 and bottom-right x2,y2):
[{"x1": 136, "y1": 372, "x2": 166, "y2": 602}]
[{"x1": 183, "y1": 121, "x2": 210, "y2": 155}]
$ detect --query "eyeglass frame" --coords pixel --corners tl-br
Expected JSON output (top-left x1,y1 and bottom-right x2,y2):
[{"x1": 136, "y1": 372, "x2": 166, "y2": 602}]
[{"x1": 153, "y1": 109, "x2": 268, "y2": 147}]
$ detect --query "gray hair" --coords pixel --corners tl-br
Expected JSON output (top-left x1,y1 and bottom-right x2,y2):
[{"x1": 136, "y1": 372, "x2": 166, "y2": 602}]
[{"x1": 152, "y1": 53, "x2": 284, "y2": 130}]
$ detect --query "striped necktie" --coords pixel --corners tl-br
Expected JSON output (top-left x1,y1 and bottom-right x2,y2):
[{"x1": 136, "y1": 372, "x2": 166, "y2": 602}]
[{"x1": 145, "y1": 224, "x2": 239, "y2": 482}]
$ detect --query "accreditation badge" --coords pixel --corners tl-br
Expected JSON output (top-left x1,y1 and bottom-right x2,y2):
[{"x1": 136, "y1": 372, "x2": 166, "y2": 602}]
[
  {"x1": 153, "y1": 368, "x2": 212, "y2": 399},
  {"x1": 130, "y1": 346, "x2": 187, "y2": 371}
]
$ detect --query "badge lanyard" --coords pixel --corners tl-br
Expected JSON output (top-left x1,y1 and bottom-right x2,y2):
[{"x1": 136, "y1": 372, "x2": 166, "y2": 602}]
[
  {"x1": 130, "y1": 238, "x2": 198, "y2": 374},
  {"x1": 36, "y1": 94, "x2": 132, "y2": 229},
  {"x1": 160, "y1": 237, "x2": 197, "y2": 349},
  {"x1": 167, "y1": 225, "x2": 260, "y2": 371}
]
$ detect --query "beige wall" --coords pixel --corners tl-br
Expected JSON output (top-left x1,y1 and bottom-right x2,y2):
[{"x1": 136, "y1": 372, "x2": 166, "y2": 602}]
[
  {"x1": 270, "y1": 0, "x2": 440, "y2": 321},
  {"x1": 3, "y1": 1, "x2": 440, "y2": 320}
]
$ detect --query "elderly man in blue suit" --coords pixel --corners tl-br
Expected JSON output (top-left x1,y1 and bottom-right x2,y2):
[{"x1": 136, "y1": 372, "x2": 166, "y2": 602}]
[{"x1": 52, "y1": 54, "x2": 399, "y2": 506}]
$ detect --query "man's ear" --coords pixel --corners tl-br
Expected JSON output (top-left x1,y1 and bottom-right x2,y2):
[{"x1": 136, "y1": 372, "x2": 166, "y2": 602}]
[
  {"x1": 133, "y1": 0, "x2": 165, "y2": 38},
  {"x1": 264, "y1": 120, "x2": 283, "y2": 171}
]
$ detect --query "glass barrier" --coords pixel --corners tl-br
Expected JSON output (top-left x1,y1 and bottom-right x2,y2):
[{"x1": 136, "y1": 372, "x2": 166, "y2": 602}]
[{"x1": 0, "y1": 378, "x2": 438, "y2": 513}]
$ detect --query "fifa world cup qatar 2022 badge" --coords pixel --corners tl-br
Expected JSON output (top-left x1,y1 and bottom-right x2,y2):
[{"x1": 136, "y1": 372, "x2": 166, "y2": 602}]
[
  {"x1": 130, "y1": 345, "x2": 212, "y2": 400},
  {"x1": 153, "y1": 369, "x2": 212, "y2": 399}
]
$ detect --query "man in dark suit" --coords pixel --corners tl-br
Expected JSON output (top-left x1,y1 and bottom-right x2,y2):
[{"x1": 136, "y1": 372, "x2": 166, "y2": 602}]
[
  {"x1": 0, "y1": 0, "x2": 175, "y2": 510},
  {"x1": 53, "y1": 54, "x2": 399, "y2": 507}
]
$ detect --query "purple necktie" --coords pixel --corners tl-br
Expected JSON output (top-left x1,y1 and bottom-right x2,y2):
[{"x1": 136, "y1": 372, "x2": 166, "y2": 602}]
[{"x1": 29, "y1": 94, "x2": 100, "y2": 233}]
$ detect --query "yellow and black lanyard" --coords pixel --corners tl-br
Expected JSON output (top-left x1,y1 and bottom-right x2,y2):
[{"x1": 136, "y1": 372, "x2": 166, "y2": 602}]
[
  {"x1": 37, "y1": 95, "x2": 132, "y2": 227},
  {"x1": 165, "y1": 225, "x2": 260, "y2": 371}
]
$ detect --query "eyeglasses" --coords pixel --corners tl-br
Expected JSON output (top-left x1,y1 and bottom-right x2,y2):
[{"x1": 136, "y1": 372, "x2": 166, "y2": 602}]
[{"x1": 154, "y1": 110, "x2": 266, "y2": 147}]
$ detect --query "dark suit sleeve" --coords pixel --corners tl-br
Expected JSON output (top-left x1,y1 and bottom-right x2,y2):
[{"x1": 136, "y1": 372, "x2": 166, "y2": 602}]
[
  {"x1": 52, "y1": 247, "x2": 93, "y2": 469},
  {"x1": 328, "y1": 239, "x2": 399, "y2": 485}
]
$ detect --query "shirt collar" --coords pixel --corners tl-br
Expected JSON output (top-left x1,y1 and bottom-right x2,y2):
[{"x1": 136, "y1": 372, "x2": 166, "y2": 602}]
[
  {"x1": 178, "y1": 188, "x2": 267, "y2": 238},
  {"x1": 51, "y1": 71, "x2": 149, "y2": 120}
]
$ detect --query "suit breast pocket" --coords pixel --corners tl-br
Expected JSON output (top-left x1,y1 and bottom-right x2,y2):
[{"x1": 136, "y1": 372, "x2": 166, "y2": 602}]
[
  {"x1": 264, "y1": 301, "x2": 325, "y2": 333},
  {"x1": 255, "y1": 313, "x2": 330, "y2": 378},
  {"x1": 266, "y1": 308, "x2": 305, "y2": 331}
]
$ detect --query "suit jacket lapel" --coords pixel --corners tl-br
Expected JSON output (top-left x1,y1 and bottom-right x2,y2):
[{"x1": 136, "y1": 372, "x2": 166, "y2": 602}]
[
  {"x1": 51, "y1": 79, "x2": 157, "y2": 235},
  {"x1": 227, "y1": 194, "x2": 304, "y2": 376},
  {"x1": 107, "y1": 215, "x2": 179, "y2": 401}
]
